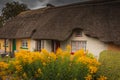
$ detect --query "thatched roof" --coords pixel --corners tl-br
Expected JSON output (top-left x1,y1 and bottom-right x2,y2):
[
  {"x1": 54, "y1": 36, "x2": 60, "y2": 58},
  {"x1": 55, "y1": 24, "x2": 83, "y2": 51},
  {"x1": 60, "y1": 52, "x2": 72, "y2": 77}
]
[
  {"x1": 0, "y1": 0, "x2": 120, "y2": 45},
  {"x1": 0, "y1": 7, "x2": 49, "y2": 39}
]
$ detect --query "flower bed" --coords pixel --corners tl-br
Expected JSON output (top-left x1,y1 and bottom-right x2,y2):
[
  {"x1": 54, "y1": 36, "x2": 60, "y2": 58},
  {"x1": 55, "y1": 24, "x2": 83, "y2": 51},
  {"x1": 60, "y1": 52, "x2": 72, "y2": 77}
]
[{"x1": 0, "y1": 46, "x2": 107, "y2": 80}]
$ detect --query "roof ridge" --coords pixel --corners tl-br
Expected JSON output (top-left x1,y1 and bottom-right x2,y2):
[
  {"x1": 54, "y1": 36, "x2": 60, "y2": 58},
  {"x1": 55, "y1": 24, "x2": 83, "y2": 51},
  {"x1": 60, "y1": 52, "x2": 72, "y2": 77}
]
[
  {"x1": 66, "y1": 0, "x2": 120, "y2": 5},
  {"x1": 51, "y1": 0, "x2": 120, "y2": 9},
  {"x1": 16, "y1": 0, "x2": 120, "y2": 17},
  {"x1": 17, "y1": 7, "x2": 49, "y2": 17}
]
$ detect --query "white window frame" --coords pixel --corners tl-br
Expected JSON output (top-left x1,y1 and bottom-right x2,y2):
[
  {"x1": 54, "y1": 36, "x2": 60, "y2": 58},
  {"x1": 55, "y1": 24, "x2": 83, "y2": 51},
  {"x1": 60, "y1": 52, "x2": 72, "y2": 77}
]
[
  {"x1": 41, "y1": 40, "x2": 44, "y2": 49},
  {"x1": 21, "y1": 39, "x2": 28, "y2": 48},
  {"x1": 71, "y1": 40, "x2": 87, "y2": 52}
]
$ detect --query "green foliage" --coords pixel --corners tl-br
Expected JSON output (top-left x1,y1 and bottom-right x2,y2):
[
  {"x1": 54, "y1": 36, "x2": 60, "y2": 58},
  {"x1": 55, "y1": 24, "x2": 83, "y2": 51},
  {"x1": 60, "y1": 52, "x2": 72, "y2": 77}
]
[
  {"x1": 1, "y1": 1, "x2": 29, "y2": 22},
  {"x1": 38, "y1": 56, "x2": 89, "y2": 80},
  {"x1": 97, "y1": 50, "x2": 120, "y2": 80}
]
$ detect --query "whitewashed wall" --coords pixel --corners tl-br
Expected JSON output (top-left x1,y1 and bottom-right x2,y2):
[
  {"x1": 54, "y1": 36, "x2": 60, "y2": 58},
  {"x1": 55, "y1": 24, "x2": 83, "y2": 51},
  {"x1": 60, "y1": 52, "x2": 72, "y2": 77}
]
[
  {"x1": 33, "y1": 32, "x2": 107, "y2": 58},
  {"x1": 30, "y1": 39, "x2": 36, "y2": 51},
  {"x1": 43, "y1": 40, "x2": 52, "y2": 52},
  {"x1": 30, "y1": 40, "x2": 52, "y2": 52},
  {"x1": 61, "y1": 32, "x2": 107, "y2": 58}
]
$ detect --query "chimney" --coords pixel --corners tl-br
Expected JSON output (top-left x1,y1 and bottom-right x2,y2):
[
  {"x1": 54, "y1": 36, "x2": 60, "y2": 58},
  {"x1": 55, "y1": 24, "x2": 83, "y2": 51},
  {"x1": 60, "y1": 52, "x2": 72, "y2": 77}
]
[{"x1": 46, "y1": 3, "x2": 55, "y2": 8}]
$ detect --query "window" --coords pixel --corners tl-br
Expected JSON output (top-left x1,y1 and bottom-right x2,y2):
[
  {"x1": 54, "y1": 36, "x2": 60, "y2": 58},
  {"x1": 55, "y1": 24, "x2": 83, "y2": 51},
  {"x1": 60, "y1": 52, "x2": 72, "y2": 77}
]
[
  {"x1": 52, "y1": 40, "x2": 60, "y2": 52},
  {"x1": 4, "y1": 39, "x2": 9, "y2": 47},
  {"x1": 71, "y1": 41, "x2": 86, "y2": 52},
  {"x1": 75, "y1": 30, "x2": 82, "y2": 37},
  {"x1": 36, "y1": 40, "x2": 44, "y2": 51},
  {"x1": 21, "y1": 39, "x2": 28, "y2": 48}
]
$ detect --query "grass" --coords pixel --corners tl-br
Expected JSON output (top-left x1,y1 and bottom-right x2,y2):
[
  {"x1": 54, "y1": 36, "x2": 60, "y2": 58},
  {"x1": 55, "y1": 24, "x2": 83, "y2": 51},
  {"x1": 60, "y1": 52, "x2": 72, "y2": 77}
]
[{"x1": 96, "y1": 50, "x2": 120, "y2": 80}]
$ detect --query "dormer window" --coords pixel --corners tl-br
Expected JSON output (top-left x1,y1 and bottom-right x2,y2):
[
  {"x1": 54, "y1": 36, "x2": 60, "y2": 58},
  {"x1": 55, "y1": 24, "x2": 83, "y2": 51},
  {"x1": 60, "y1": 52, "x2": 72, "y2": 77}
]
[{"x1": 75, "y1": 30, "x2": 82, "y2": 37}]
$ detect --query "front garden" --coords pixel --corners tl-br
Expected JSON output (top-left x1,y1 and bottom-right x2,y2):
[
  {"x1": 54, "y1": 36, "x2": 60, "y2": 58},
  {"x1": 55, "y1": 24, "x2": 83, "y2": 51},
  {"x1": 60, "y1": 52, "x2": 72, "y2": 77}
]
[{"x1": 0, "y1": 46, "x2": 107, "y2": 80}]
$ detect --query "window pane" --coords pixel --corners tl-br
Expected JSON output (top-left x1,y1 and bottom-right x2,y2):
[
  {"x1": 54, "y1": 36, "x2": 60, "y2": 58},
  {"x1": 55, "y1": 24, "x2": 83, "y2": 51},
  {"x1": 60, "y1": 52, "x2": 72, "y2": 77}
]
[
  {"x1": 71, "y1": 41, "x2": 76, "y2": 52},
  {"x1": 75, "y1": 30, "x2": 82, "y2": 37},
  {"x1": 21, "y1": 39, "x2": 28, "y2": 48},
  {"x1": 41, "y1": 40, "x2": 44, "y2": 49},
  {"x1": 4, "y1": 39, "x2": 9, "y2": 47},
  {"x1": 71, "y1": 41, "x2": 86, "y2": 52}
]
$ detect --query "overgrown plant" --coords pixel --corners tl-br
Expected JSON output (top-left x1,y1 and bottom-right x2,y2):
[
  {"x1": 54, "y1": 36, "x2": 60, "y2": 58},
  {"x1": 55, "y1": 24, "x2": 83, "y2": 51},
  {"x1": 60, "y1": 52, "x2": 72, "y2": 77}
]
[
  {"x1": 0, "y1": 46, "x2": 107, "y2": 80},
  {"x1": 96, "y1": 50, "x2": 120, "y2": 80}
]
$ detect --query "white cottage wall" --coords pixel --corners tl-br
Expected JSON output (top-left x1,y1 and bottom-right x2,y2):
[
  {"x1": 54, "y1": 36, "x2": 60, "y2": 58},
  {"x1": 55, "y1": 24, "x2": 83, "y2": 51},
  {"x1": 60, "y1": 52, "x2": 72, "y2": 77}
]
[
  {"x1": 34, "y1": 32, "x2": 107, "y2": 58},
  {"x1": 43, "y1": 40, "x2": 52, "y2": 52},
  {"x1": 30, "y1": 39, "x2": 36, "y2": 51},
  {"x1": 61, "y1": 32, "x2": 107, "y2": 58}
]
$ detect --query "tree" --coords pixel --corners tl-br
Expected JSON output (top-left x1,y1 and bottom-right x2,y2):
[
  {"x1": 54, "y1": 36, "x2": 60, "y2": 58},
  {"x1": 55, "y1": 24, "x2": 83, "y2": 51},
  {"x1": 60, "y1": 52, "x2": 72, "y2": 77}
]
[{"x1": 1, "y1": 1, "x2": 29, "y2": 22}]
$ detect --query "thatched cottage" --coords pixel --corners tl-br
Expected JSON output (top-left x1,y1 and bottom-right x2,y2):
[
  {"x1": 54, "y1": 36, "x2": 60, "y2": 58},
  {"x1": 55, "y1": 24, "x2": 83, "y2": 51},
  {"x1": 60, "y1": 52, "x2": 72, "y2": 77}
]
[{"x1": 0, "y1": 0, "x2": 120, "y2": 58}]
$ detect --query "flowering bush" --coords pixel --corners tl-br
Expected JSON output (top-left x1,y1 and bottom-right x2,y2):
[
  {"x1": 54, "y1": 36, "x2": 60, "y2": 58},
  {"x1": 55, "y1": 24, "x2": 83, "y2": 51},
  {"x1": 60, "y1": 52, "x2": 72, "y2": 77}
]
[{"x1": 0, "y1": 46, "x2": 107, "y2": 80}]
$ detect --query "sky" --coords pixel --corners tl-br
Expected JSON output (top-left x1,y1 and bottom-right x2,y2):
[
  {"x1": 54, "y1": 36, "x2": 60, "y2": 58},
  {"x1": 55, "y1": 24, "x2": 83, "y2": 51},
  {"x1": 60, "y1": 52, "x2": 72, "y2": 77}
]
[{"x1": 0, "y1": 0, "x2": 89, "y2": 15}]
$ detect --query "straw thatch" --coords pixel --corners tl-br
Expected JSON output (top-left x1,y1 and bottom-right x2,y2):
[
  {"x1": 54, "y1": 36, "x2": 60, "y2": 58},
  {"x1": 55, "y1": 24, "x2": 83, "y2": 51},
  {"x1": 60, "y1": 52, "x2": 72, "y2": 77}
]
[
  {"x1": 0, "y1": 0, "x2": 120, "y2": 45},
  {"x1": 0, "y1": 7, "x2": 49, "y2": 39}
]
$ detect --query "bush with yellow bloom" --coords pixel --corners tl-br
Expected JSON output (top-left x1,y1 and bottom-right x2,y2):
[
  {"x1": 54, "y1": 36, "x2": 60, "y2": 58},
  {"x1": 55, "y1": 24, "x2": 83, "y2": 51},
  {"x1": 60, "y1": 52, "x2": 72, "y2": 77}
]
[{"x1": 0, "y1": 46, "x2": 107, "y2": 80}]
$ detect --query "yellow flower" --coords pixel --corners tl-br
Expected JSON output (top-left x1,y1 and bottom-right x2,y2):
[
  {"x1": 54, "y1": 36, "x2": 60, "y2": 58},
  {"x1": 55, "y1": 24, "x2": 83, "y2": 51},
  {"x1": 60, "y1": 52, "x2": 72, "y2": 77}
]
[
  {"x1": 37, "y1": 68, "x2": 42, "y2": 74},
  {"x1": 74, "y1": 49, "x2": 85, "y2": 58},
  {"x1": 14, "y1": 61, "x2": 20, "y2": 65},
  {"x1": 0, "y1": 62, "x2": 8, "y2": 69},
  {"x1": 89, "y1": 66, "x2": 98, "y2": 74},
  {"x1": 49, "y1": 52, "x2": 57, "y2": 60},
  {"x1": 23, "y1": 72, "x2": 27, "y2": 78},
  {"x1": 42, "y1": 62, "x2": 46, "y2": 66},
  {"x1": 70, "y1": 55, "x2": 74, "y2": 61},
  {"x1": 85, "y1": 74, "x2": 92, "y2": 80},
  {"x1": 41, "y1": 49, "x2": 49, "y2": 56},
  {"x1": 97, "y1": 76, "x2": 107, "y2": 80},
  {"x1": 6, "y1": 47, "x2": 104, "y2": 80},
  {"x1": 35, "y1": 68, "x2": 42, "y2": 78},
  {"x1": 56, "y1": 48, "x2": 63, "y2": 56},
  {"x1": 15, "y1": 65, "x2": 22, "y2": 72}
]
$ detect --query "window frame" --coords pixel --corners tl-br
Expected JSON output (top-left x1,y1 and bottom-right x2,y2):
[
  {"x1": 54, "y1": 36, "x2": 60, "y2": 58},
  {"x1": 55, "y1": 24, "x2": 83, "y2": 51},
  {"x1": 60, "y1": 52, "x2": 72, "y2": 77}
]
[
  {"x1": 36, "y1": 40, "x2": 44, "y2": 51},
  {"x1": 52, "y1": 40, "x2": 60, "y2": 52},
  {"x1": 71, "y1": 40, "x2": 87, "y2": 52},
  {"x1": 21, "y1": 39, "x2": 28, "y2": 49}
]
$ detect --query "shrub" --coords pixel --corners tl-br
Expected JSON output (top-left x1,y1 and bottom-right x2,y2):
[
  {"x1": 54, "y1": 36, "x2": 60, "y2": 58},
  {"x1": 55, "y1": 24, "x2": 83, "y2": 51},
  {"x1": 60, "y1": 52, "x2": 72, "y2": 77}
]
[
  {"x1": 96, "y1": 50, "x2": 120, "y2": 80},
  {"x1": 0, "y1": 46, "x2": 106, "y2": 80}
]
